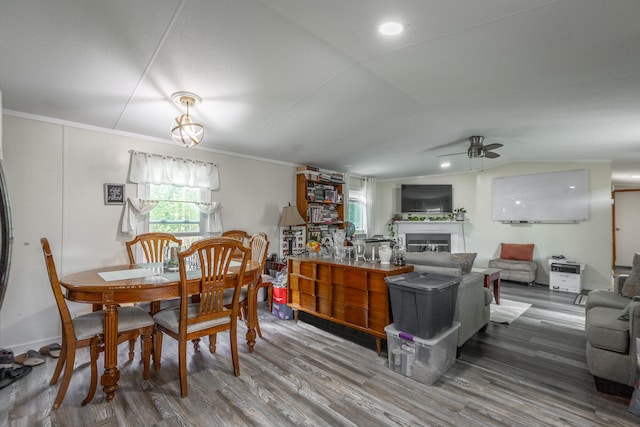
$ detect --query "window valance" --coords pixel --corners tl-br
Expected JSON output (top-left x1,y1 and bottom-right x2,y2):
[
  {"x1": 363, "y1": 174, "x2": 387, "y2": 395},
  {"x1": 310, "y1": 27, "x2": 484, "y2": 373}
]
[{"x1": 128, "y1": 151, "x2": 220, "y2": 190}]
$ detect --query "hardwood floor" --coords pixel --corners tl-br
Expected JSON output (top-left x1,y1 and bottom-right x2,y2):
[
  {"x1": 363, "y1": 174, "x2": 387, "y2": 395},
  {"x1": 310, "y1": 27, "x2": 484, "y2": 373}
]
[{"x1": 1, "y1": 282, "x2": 638, "y2": 426}]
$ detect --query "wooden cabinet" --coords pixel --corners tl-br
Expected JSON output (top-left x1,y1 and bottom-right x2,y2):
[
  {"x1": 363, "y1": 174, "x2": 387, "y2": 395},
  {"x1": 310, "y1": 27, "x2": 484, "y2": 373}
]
[
  {"x1": 296, "y1": 173, "x2": 344, "y2": 243},
  {"x1": 287, "y1": 257, "x2": 413, "y2": 354}
]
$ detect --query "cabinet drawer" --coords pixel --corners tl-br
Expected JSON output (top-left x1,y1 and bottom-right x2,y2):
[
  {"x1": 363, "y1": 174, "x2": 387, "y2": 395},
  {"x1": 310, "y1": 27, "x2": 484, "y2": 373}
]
[
  {"x1": 317, "y1": 264, "x2": 331, "y2": 282},
  {"x1": 301, "y1": 293, "x2": 316, "y2": 310},
  {"x1": 345, "y1": 306, "x2": 367, "y2": 327},
  {"x1": 299, "y1": 262, "x2": 316, "y2": 278},
  {"x1": 289, "y1": 276, "x2": 299, "y2": 291},
  {"x1": 344, "y1": 269, "x2": 367, "y2": 290},
  {"x1": 316, "y1": 282, "x2": 331, "y2": 299},
  {"x1": 368, "y1": 273, "x2": 389, "y2": 293},
  {"x1": 345, "y1": 288, "x2": 367, "y2": 307},
  {"x1": 332, "y1": 267, "x2": 344, "y2": 285},
  {"x1": 290, "y1": 290, "x2": 301, "y2": 306},
  {"x1": 368, "y1": 292, "x2": 388, "y2": 319},
  {"x1": 368, "y1": 316, "x2": 388, "y2": 334},
  {"x1": 298, "y1": 278, "x2": 315, "y2": 295},
  {"x1": 317, "y1": 297, "x2": 331, "y2": 315}
]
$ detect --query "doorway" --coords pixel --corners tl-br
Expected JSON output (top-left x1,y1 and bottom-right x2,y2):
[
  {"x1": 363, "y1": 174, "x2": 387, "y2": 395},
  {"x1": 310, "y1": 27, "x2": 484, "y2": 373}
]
[{"x1": 613, "y1": 189, "x2": 640, "y2": 267}]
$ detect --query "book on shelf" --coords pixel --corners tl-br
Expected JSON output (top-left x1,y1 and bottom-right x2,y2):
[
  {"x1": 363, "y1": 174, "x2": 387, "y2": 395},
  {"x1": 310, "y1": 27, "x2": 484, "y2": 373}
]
[{"x1": 297, "y1": 165, "x2": 320, "y2": 172}]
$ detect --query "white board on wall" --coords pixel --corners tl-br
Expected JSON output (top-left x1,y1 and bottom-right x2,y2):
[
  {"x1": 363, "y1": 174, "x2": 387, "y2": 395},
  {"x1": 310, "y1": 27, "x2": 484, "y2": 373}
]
[{"x1": 491, "y1": 169, "x2": 589, "y2": 223}]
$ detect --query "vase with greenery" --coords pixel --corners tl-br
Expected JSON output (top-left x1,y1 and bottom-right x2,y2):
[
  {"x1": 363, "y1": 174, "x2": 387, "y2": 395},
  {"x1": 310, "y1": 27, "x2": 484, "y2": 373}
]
[{"x1": 454, "y1": 207, "x2": 467, "y2": 221}]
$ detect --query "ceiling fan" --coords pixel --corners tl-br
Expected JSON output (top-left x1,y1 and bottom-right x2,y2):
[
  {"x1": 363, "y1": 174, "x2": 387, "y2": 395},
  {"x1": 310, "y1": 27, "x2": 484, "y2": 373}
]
[{"x1": 437, "y1": 136, "x2": 503, "y2": 159}]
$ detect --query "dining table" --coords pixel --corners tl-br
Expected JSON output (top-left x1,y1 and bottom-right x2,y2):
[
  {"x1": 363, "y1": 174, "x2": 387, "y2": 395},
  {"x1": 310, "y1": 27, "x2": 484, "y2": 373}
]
[{"x1": 59, "y1": 259, "x2": 261, "y2": 402}]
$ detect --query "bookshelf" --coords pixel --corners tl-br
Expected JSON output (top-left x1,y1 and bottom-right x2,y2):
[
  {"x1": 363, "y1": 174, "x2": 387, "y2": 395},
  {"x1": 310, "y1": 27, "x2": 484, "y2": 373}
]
[
  {"x1": 279, "y1": 225, "x2": 306, "y2": 257},
  {"x1": 296, "y1": 166, "x2": 344, "y2": 243}
]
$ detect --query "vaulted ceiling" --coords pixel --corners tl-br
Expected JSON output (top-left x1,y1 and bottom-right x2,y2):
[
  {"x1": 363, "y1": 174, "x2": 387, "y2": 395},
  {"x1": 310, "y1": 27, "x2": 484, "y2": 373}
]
[{"x1": 1, "y1": 0, "x2": 639, "y2": 185}]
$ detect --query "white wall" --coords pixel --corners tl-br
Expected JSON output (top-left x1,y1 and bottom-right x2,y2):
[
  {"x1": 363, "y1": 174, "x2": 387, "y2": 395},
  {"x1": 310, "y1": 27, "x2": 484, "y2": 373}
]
[
  {"x1": 0, "y1": 114, "x2": 296, "y2": 353},
  {"x1": 375, "y1": 162, "x2": 613, "y2": 291}
]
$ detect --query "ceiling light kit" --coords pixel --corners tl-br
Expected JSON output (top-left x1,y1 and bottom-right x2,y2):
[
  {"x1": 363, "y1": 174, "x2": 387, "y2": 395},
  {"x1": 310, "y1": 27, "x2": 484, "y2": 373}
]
[
  {"x1": 378, "y1": 21, "x2": 404, "y2": 36},
  {"x1": 170, "y1": 91, "x2": 204, "y2": 148}
]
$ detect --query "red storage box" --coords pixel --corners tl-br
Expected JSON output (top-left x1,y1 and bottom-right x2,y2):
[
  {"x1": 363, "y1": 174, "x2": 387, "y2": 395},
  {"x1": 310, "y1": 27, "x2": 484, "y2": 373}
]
[{"x1": 273, "y1": 287, "x2": 288, "y2": 304}]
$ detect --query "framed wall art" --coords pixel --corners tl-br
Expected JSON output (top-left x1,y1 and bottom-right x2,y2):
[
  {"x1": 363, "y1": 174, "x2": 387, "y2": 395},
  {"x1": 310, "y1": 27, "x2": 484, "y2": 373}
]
[{"x1": 104, "y1": 183, "x2": 125, "y2": 205}]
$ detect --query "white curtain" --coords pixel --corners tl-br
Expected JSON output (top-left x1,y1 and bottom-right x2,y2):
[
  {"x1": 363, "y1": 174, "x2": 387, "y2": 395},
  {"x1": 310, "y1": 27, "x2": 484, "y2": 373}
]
[
  {"x1": 365, "y1": 177, "x2": 376, "y2": 236},
  {"x1": 342, "y1": 172, "x2": 350, "y2": 225},
  {"x1": 129, "y1": 151, "x2": 220, "y2": 190},
  {"x1": 121, "y1": 197, "x2": 159, "y2": 235},
  {"x1": 196, "y1": 201, "x2": 223, "y2": 235}
]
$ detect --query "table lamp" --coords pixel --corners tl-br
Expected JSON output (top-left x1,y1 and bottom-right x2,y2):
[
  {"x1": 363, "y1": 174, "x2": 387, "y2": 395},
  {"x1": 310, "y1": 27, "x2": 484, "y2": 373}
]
[{"x1": 279, "y1": 203, "x2": 306, "y2": 255}]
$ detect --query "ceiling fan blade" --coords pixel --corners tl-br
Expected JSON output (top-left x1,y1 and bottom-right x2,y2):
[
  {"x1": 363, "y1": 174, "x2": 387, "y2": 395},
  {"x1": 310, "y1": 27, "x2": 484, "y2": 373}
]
[
  {"x1": 484, "y1": 151, "x2": 500, "y2": 159},
  {"x1": 483, "y1": 143, "x2": 503, "y2": 150},
  {"x1": 436, "y1": 152, "x2": 467, "y2": 157}
]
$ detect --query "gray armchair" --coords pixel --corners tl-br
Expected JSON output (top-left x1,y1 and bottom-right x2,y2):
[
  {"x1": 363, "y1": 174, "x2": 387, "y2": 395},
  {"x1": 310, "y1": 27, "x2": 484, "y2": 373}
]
[
  {"x1": 585, "y1": 274, "x2": 640, "y2": 395},
  {"x1": 403, "y1": 251, "x2": 492, "y2": 355}
]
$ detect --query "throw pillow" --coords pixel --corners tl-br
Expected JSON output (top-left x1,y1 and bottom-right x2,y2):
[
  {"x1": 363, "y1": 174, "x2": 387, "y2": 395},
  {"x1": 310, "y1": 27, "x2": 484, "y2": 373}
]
[
  {"x1": 453, "y1": 253, "x2": 477, "y2": 275},
  {"x1": 500, "y1": 243, "x2": 534, "y2": 261},
  {"x1": 621, "y1": 252, "x2": 640, "y2": 298},
  {"x1": 618, "y1": 295, "x2": 640, "y2": 321}
]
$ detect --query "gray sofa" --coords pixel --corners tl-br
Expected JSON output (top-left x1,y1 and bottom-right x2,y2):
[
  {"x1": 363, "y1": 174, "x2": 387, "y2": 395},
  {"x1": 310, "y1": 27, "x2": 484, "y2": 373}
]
[
  {"x1": 586, "y1": 275, "x2": 640, "y2": 394},
  {"x1": 403, "y1": 251, "x2": 492, "y2": 354}
]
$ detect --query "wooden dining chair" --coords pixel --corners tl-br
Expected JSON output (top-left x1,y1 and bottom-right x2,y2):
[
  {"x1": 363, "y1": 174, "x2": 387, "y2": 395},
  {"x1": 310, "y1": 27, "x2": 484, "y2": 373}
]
[
  {"x1": 241, "y1": 233, "x2": 270, "y2": 337},
  {"x1": 152, "y1": 237, "x2": 250, "y2": 397},
  {"x1": 221, "y1": 229, "x2": 251, "y2": 257},
  {"x1": 126, "y1": 232, "x2": 183, "y2": 264},
  {"x1": 41, "y1": 238, "x2": 154, "y2": 409},
  {"x1": 221, "y1": 229, "x2": 251, "y2": 246},
  {"x1": 125, "y1": 232, "x2": 183, "y2": 356}
]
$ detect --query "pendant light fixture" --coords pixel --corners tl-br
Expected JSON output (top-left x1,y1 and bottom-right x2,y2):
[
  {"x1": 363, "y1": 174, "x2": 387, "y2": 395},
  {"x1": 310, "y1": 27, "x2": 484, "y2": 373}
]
[{"x1": 170, "y1": 91, "x2": 204, "y2": 147}]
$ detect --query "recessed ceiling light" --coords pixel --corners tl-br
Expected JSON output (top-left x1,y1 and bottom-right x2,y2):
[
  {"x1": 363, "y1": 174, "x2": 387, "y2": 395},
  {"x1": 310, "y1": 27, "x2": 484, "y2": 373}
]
[
  {"x1": 440, "y1": 162, "x2": 451, "y2": 168},
  {"x1": 378, "y1": 22, "x2": 404, "y2": 36}
]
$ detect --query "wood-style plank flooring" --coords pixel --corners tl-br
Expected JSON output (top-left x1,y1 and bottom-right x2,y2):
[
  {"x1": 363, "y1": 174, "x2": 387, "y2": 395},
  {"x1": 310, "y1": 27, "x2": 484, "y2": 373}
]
[{"x1": 1, "y1": 282, "x2": 638, "y2": 426}]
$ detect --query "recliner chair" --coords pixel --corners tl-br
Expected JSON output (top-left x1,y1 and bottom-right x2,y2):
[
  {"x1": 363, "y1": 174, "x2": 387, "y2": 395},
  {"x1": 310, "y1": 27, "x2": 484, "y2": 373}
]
[{"x1": 585, "y1": 253, "x2": 640, "y2": 395}]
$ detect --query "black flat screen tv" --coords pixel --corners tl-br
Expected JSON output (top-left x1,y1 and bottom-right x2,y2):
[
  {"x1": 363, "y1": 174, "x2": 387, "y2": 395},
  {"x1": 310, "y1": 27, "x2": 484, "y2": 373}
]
[{"x1": 401, "y1": 184, "x2": 453, "y2": 213}]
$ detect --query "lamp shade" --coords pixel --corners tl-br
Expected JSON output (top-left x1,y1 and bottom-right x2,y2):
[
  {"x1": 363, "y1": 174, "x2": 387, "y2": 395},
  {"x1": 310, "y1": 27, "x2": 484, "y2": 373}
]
[{"x1": 279, "y1": 205, "x2": 305, "y2": 227}]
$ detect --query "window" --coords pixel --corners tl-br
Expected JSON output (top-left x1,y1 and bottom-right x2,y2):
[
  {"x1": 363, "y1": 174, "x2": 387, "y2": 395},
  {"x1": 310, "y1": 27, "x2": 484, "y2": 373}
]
[
  {"x1": 147, "y1": 184, "x2": 206, "y2": 237},
  {"x1": 348, "y1": 190, "x2": 367, "y2": 235}
]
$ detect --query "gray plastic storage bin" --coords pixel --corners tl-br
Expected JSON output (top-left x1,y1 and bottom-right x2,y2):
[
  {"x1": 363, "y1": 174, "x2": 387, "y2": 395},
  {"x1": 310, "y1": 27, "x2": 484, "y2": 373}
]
[
  {"x1": 385, "y1": 271, "x2": 459, "y2": 339},
  {"x1": 385, "y1": 322, "x2": 460, "y2": 385}
]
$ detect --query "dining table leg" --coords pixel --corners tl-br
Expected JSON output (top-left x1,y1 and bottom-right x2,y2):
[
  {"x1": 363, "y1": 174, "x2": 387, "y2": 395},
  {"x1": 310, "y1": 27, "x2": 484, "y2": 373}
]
[
  {"x1": 245, "y1": 282, "x2": 257, "y2": 353},
  {"x1": 101, "y1": 303, "x2": 120, "y2": 401}
]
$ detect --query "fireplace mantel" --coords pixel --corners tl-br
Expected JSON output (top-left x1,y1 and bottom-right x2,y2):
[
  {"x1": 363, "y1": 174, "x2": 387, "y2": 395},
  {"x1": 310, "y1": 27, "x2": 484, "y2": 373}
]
[{"x1": 396, "y1": 221, "x2": 467, "y2": 253}]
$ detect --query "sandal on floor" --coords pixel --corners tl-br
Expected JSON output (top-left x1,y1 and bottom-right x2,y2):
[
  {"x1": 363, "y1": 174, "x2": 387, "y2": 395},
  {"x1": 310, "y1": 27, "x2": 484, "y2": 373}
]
[
  {"x1": 39, "y1": 343, "x2": 61, "y2": 358},
  {"x1": 0, "y1": 365, "x2": 32, "y2": 389},
  {"x1": 0, "y1": 349, "x2": 14, "y2": 369},
  {"x1": 14, "y1": 350, "x2": 45, "y2": 366}
]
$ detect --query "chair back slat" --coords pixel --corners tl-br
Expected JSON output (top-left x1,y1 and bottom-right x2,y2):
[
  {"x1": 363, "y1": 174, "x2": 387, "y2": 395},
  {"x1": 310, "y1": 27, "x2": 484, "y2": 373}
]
[
  {"x1": 178, "y1": 237, "x2": 249, "y2": 328},
  {"x1": 126, "y1": 232, "x2": 182, "y2": 264}
]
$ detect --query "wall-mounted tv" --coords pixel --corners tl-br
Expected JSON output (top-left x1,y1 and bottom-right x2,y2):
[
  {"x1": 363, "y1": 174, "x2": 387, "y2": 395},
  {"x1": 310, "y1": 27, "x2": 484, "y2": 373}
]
[{"x1": 401, "y1": 184, "x2": 453, "y2": 213}]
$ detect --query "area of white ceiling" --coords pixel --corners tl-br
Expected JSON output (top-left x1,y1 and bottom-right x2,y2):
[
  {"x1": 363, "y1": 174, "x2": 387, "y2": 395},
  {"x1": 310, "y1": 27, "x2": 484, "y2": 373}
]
[{"x1": 0, "y1": 0, "x2": 638, "y2": 185}]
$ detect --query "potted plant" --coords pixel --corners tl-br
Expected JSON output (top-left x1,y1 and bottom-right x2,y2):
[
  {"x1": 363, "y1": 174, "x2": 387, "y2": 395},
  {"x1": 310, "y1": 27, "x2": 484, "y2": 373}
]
[{"x1": 454, "y1": 207, "x2": 467, "y2": 221}]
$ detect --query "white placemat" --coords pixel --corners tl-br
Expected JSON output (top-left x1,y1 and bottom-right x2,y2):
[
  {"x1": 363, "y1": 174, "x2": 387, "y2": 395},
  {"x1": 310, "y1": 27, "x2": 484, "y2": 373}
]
[{"x1": 98, "y1": 268, "x2": 159, "y2": 281}]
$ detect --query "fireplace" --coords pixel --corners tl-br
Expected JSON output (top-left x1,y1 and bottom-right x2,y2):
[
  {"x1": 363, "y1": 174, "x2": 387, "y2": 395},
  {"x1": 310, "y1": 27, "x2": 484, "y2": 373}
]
[
  {"x1": 396, "y1": 221, "x2": 466, "y2": 253},
  {"x1": 406, "y1": 233, "x2": 451, "y2": 252}
]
